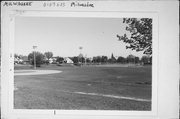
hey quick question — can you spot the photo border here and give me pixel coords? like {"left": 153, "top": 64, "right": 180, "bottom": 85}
{"left": 1, "top": 1, "right": 178, "bottom": 119}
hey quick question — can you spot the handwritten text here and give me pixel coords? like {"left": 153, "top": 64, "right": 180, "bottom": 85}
{"left": 3, "top": 2, "right": 32, "bottom": 7}
{"left": 71, "top": 2, "right": 94, "bottom": 8}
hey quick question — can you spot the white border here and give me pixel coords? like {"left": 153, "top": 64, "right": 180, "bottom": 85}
{"left": 1, "top": 1, "right": 179, "bottom": 119}
{"left": 12, "top": 10, "right": 158, "bottom": 116}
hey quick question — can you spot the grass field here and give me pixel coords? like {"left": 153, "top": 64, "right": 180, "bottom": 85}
{"left": 14, "top": 64, "right": 152, "bottom": 110}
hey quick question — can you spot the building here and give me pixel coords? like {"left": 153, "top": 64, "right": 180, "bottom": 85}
{"left": 64, "top": 57, "right": 74, "bottom": 64}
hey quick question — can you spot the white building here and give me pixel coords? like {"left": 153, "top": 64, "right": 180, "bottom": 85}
{"left": 48, "top": 57, "right": 57, "bottom": 64}
{"left": 64, "top": 57, "right": 74, "bottom": 64}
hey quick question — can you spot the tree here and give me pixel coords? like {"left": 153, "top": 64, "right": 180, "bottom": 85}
{"left": 135, "top": 57, "right": 140, "bottom": 64}
{"left": 96, "top": 56, "right": 101, "bottom": 63}
{"left": 141, "top": 55, "right": 151, "bottom": 65}
{"left": 117, "top": 56, "right": 126, "bottom": 63}
{"left": 71, "top": 56, "right": 78, "bottom": 64}
{"left": 92, "top": 56, "right": 102, "bottom": 64}
{"left": 56, "top": 57, "right": 64, "bottom": 64}
{"left": 28, "top": 51, "right": 45, "bottom": 67}
{"left": 117, "top": 18, "right": 152, "bottom": 56}
{"left": 101, "top": 56, "right": 108, "bottom": 63}
{"left": 44, "top": 52, "right": 53, "bottom": 63}
{"left": 14, "top": 54, "right": 23, "bottom": 59}
{"left": 126, "top": 54, "right": 135, "bottom": 63}
{"left": 78, "top": 53, "right": 84, "bottom": 63}
{"left": 92, "top": 57, "right": 97, "bottom": 63}
{"left": 85, "top": 58, "right": 91, "bottom": 63}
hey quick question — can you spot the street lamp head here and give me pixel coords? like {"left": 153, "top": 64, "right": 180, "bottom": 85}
{"left": 33, "top": 46, "right": 37, "bottom": 49}
{"left": 79, "top": 46, "right": 83, "bottom": 50}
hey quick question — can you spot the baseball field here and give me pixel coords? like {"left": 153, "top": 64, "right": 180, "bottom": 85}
{"left": 14, "top": 64, "right": 152, "bottom": 110}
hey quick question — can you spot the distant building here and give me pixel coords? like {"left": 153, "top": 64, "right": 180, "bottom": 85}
{"left": 21, "top": 56, "right": 29, "bottom": 64}
{"left": 14, "top": 57, "right": 23, "bottom": 64}
{"left": 49, "top": 57, "right": 58, "bottom": 64}
{"left": 64, "top": 57, "right": 74, "bottom": 64}
{"left": 110, "top": 53, "right": 116, "bottom": 63}
{"left": 14, "top": 56, "right": 29, "bottom": 65}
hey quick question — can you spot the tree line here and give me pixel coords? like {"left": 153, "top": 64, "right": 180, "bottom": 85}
{"left": 15, "top": 51, "right": 151, "bottom": 67}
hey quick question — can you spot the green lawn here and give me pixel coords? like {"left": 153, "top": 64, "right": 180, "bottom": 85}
{"left": 14, "top": 64, "right": 152, "bottom": 110}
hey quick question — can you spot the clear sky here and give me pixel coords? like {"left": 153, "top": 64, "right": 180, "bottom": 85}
{"left": 15, "top": 17, "right": 144, "bottom": 58}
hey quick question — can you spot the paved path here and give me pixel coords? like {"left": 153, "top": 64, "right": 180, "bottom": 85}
{"left": 14, "top": 70, "right": 62, "bottom": 76}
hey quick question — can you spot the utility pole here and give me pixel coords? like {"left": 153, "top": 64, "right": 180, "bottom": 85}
{"left": 33, "top": 46, "right": 37, "bottom": 70}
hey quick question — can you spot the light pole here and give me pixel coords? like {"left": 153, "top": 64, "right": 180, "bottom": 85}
{"left": 79, "top": 46, "right": 83, "bottom": 54}
{"left": 85, "top": 54, "right": 87, "bottom": 65}
{"left": 79, "top": 46, "right": 83, "bottom": 64}
{"left": 33, "top": 46, "right": 37, "bottom": 69}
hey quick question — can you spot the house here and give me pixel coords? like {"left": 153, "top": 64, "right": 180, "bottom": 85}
{"left": 14, "top": 57, "right": 23, "bottom": 64}
{"left": 64, "top": 57, "right": 74, "bottom": 64}
{"left": 21, "top": 56, "right": 29, "bottom": 64}
{"left": 48, "top": 57, "right": 57, "bottom": 64}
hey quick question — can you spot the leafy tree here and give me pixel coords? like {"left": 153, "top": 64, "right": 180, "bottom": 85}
{"left": 80, "top": 57, "right": 85, "bottom": 63}
{"left": 28, "top": 51, "right": 45, "bottom": 67}
{"left": 117, "top": 18, "right": 152, "bottom": 56}
{"left": 56, "top": 57, "right": 64, "bottom": 64}
{"left": 85, "top": 58, "right": 91, "bottom": 63}
{"left": 135, "top": 56, "right": 140, "bottom": 64}
{"left": 92, "top": 56, "right": 102, "bottom": 63}
{"left": 126, "top": 54, "right": 135, "bottom": 63}
{"left": 92, "top": 57, "right": 97, "bottom": 63}
{"left": 117, "top": 56, "right": 126, "bottom": 63}
{"left": 101, "top": 56, "right": 108, "bottom": 63}
{"left": 44, "top": 51, "right": 53, "bottom": 63}
{"left": 78, "top": 53, "right": 85, "bottom": 63}
{"left": 14, "top": 54, "right": 23, "bottom": 59}
{"left": 96, "top": 56, "right": 101, "bottom": 63}
{"left": 71, "top": 56, "right": 78, "bottom": 64}
{"left": 141, "top": 55, "right": 151, "bottom": 64}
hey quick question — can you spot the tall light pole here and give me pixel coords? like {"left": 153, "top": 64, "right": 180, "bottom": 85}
{"left": 79, "top": 46, "right": 83, "bottom": 54}
{"left": 85, "top": 54, "right": 87, "bottom": 65}
{"left": 33, "top": 46, "right": 37, "bottom": 69}
{"left": 79, "top": 46, "right": 83, "bottom": 60}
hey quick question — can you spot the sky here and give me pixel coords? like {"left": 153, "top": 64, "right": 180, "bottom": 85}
{"left": 15, "top": 17, "right": 144, "bottom": 58}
